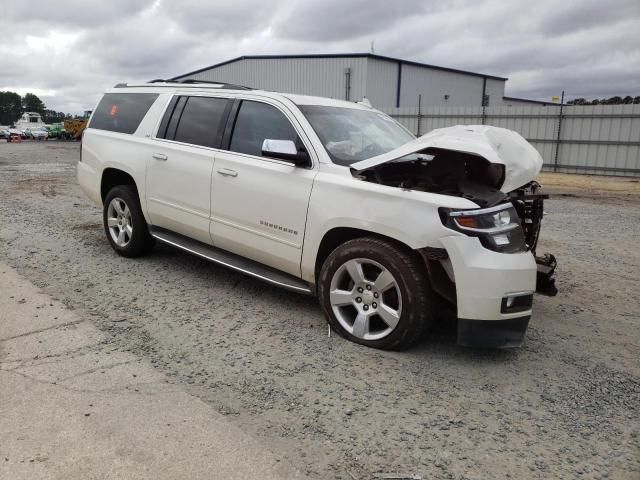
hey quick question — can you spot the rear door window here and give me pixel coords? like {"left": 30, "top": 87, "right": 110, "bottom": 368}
{"left": 229, "top": 101, "right": 298, "bottom": 157}
{"left": 90, "top": 93, "right": 159, "bottom": 134}
{"left": 158, "top": 96, "right": 229, "bottom": 149}
{"left": 173, "top": 97, "right": 229, "bottom": 148}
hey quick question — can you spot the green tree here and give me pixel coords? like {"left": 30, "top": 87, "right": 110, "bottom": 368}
{"left": 0, "top": 91, "right": 23, "bottom": 125}
{"left": 22, "top": 93, "right": 46, "bottom": 113}
{"left": 42, "top": 109, "right": 68, "bottom": 123}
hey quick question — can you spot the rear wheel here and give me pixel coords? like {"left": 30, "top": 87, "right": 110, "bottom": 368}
{"left": 103, "top": 185, "right": 154, "bottom": 257}
{"left": 318, "top": 237, "right": 434, "bottom": 350}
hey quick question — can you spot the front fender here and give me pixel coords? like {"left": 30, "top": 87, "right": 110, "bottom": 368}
{"left": 300, "top": 167, "right": 476, "bottom": 282}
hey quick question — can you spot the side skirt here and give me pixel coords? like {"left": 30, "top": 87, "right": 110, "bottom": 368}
{"left": 150, "top": 227, "right": 314, "bottom": 295}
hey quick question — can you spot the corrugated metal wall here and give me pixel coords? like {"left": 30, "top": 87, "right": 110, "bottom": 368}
{"left": 379, "top": 104, "right": 640, "bottom": 176}
{"left": 185, "top": 57, "right": 369, "bottom": 101}
{"left": 179, "top": 56, "right": 509, "bottom": 108}
{"left": 364, "top": 58, "right": 398, "bottom": 107}
{"left": 395, "top": 64, "right": 508, "bottom": 107}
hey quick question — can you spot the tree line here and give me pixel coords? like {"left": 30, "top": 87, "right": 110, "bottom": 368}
{"left": 567, "top": 96, "right": 640, "bottom": 105}
{"left": 0, "top": 91, "right": 74, "bottom": 125}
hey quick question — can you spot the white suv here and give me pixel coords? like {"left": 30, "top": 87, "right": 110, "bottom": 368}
{"left": 78, "top": 80, "right": 556, "bottom": 350}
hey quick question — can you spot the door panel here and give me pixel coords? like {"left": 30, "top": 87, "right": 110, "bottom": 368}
{"left": 146, "top": 142, "right": 214, "bottom": 244}
{"left": 211, "top": 151, "right": 315, "bottom": 276}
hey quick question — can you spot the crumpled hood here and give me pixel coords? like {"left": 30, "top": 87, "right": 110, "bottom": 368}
{"left": 350, "top": 125, "right": 543, "bottom": 193}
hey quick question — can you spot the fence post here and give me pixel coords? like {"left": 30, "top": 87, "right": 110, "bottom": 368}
{"left": 553, "top": 90, "right": 564, "bottom": 172}
{"left": 417, "top": 94, "right": 422, "bottom": 136}
{"left": 481, "top": 76, "right": 487, "bottom": 125}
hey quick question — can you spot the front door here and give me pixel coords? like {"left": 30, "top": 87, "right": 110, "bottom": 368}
{"left": 211, "top": 100, "right": 317, "bottom": 276}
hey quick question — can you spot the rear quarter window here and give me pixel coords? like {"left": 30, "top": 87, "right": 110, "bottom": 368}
{"left": 89, "top": 93, "right": 159, "bottom": 134}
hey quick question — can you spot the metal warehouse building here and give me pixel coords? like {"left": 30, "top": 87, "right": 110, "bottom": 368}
{"left": 172, "top": 53, "right": 547, "bottom": 108}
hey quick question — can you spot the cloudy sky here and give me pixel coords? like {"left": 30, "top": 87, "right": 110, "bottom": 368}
{"left": 1, "top": 0, "right": 638, "bottom": 114}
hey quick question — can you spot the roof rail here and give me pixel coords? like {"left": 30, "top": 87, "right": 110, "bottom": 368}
{"left": 179, "top": 79, "right": 252, "bottom": 90}
{"left": 115, "top": 79, "right": 253, "bottom": 90}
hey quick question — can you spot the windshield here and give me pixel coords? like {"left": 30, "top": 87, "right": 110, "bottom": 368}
{"left": 299, "top": 105, "right": 415, "bottom": 166}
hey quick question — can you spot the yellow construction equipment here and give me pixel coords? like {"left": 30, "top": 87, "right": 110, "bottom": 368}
{"left": 64, "top": 110, "right": 92, "bottom": 140}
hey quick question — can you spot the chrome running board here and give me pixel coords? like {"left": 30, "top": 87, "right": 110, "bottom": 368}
{"left": 150, "top": 227, "right": 314, "bottom": 295}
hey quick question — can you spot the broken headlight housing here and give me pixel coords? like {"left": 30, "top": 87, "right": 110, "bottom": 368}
{"left": 439, "top": 203, "right": 526, "bottom": 253}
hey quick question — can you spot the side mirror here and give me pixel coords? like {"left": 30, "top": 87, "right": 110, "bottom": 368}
{"left": 261, "top": 139, "right": 310, "bottom": 167}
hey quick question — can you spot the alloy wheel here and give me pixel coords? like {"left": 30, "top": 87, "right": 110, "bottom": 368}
{"left": 329, "top": 258, "right": 403, "bottom": 340}
{"left": 106, "top": 197, "right": 133, "bottom": 247}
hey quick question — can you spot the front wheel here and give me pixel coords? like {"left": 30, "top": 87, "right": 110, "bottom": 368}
{"left": 103, "top": 185, "right": 154, "bottom": 257}
{"left": 318, "top": 237, "right": 434, "bottom": 350}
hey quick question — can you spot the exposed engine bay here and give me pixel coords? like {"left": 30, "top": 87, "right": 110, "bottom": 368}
{"left": 353, "top": 148, "right": 508, "bottom": 207}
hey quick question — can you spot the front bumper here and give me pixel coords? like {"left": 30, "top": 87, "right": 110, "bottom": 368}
{"left": 439, "top": 235, "right": 537, "bottom": 347}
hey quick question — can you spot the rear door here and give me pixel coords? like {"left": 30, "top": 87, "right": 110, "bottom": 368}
{"left": 146, "top": 94, "right": 231, "bottom": 244}
{"left": 210, "top": 99, "right": 317, "bottom": 276}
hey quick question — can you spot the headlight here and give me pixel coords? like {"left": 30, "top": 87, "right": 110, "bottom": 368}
{"left": 439, "top": 203, "right": 526, "bottom": 253}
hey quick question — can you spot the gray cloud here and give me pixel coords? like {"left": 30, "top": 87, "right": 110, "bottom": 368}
{"left": 539, "top": 0, "right": 640, "bottom": 36}
{"left": 0, "top": 0, "right": 638, "bottom": 114}
{"left": 275, "top": 0, "right": 436, "bottom": 41}
{"left": 163, "top": 0, "right": 277, "bottom": 36}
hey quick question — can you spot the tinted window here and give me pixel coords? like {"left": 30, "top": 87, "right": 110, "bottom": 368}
{"left": 164, "top": 96, "right": 187, "bottom": 141}
{"left": 230, "top": 101, "right": 298, "bottom": 157}
{"left": 90, "top": 93, "right": 159, "bottom": 134}
{"left": 173, "top": 96, "right": 229, "bottom": 148}
{"left": 156, "top": 96, "right": 178, "bottom": 139}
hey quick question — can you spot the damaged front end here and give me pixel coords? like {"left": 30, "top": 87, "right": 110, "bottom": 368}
{"left": 350, "top": 125, "right": 557, "bottom": 296}
{"left": 509, "top": 181, "right": 557, "bottom": 296}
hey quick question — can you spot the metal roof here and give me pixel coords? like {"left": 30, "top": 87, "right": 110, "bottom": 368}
{"left": 503, "top": 96, "right": 561, "bottom": 106}
{"left": 172, "top": 53, "right": 508, "bottom": 82}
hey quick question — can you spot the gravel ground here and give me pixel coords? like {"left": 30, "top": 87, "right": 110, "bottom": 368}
{"left": 1, "top": 141, "right": 638, "bottom": 480}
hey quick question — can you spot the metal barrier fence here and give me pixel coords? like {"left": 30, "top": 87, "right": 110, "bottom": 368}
{"left": 379, "top": 104, "right": 640, "bottom": 176}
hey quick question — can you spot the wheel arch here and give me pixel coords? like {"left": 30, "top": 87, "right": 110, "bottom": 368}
{"left": 100, "top": 168, "right": 139, "bottom": 202}
{"left": 313, "top": 227, "right": 423, "bottom": 283}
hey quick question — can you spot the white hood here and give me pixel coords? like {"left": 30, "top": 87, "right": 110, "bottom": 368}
{"left": 350, "top": 125, "right": 543, "bottom": 193}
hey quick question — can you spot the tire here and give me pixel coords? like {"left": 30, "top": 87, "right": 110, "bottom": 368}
{"left": 318, "top": 237, "right": 434, "bottom": 350}
{"left": 103, "top": 185, "right": 154, "bottom": 258}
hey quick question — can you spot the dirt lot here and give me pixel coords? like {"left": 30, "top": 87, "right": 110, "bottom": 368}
{"left": 1, "top": 141, "right": 638, "bottom": 480}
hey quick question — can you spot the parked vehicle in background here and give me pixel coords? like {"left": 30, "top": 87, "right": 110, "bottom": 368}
{"left": 29, "top": 127, "right": 49, "bottom": 140}
{"left": 46, "top": 123, "right": 68, "bottom": 139}
{"left": 7, "top": 128, "right": 25, "bottom": 140}
{"left": 14, "top": 112, "right": 46, "bottom": 132}
{"left": 7, "top": 131, "right": 22, "bottom": 143}
{"left": 0, "top": 128, "right": 10, "bottom": 139}
{"left": 78, "top": 80, "right": 557, "bottom": 350}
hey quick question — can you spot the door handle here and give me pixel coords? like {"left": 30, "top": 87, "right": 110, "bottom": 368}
{"left": 217, "top": 168, "right": 238, "bottom": 177}
{"left": 152, "top": 153, "right": 168, "bottom": 161}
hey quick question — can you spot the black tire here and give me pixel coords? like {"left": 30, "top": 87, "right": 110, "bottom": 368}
{"left": 318, "top": 237, "right": 434, "bottom": 350}
{"left": 103, "top": 185, "right": 154, "bottom": 258}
